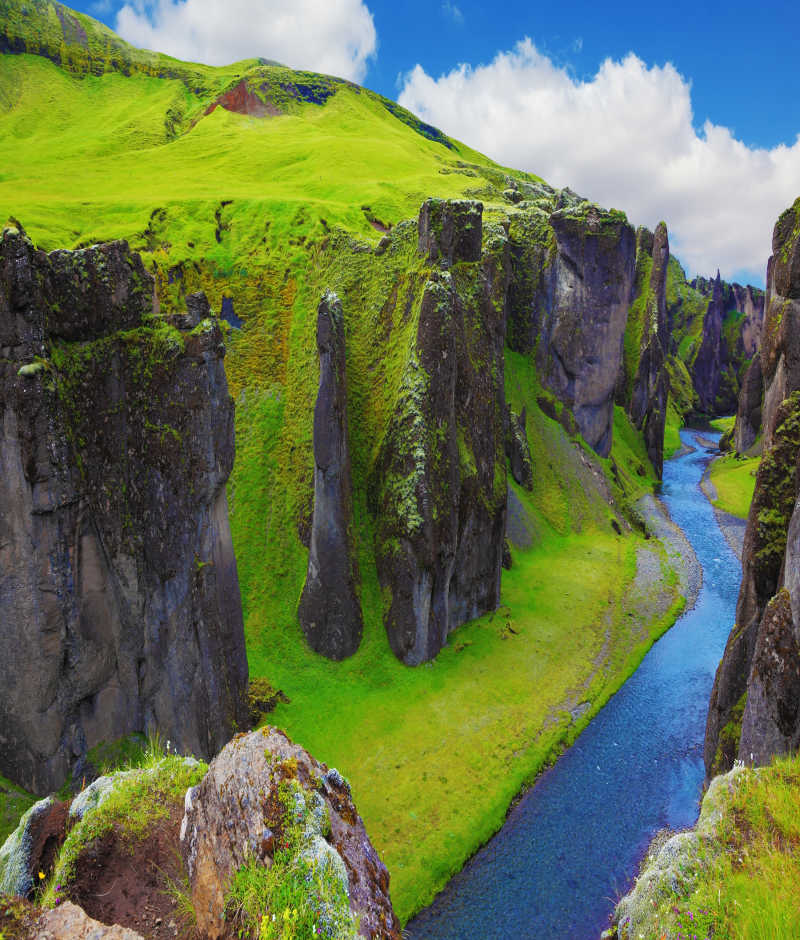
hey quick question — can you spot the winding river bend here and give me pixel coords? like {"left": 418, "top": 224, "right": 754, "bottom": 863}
{"left": 407, "top": 430, "right": 741, "bottom": 939}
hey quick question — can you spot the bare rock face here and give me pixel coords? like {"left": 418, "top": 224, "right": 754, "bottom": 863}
{"left": 627, "top": 223, "right": 670, "bottom": 477}
{"left": 705, "top": 199, "right": 800, "bottom": 777}
{"left": 733, "top": 354, "right": 763, "bottom": 453}
{"left": 0, "top": 228, "right": 248, "bottom": 795}
{"left": 298, "top": 291, "right": 363, "bottom": 660}
{"left": 731, "top": 283, "right": 765, "bottom": 359}
{"left": 180, "top": 728, "right": 400, "bottom": 940}
{"left": 370, "top": 203, "right": 508, "bottom": 665}
{"left": 507, "top": 201, "right": 636, "bottom": 457}
{"left": 691, "top": 271, "right": 726, "bottom": 414}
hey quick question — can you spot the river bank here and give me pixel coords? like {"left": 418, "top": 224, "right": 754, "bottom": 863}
{"left": 700, "top": 469, "right": 747, "bottom": 561}
{"left": 407, "top": 430, "right": 741, "bottom": 938}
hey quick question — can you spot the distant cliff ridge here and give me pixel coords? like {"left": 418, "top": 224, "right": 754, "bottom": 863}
{"left": 0, "top": 227, "right": 248, "bottom": 795}
{"left": 667, "top": 262, "right": 765, "bottom": 420}
{"left": 705, "top": 197, "right": 800, "bottom": 777}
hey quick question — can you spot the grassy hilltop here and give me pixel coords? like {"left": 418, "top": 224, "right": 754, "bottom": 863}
{"left": 0, "top": 0, "right": 692, "bottom": 920}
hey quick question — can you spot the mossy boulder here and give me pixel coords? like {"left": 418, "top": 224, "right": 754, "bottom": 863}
{"left": 180, "top": 728, "right": 400, "bottom": 939}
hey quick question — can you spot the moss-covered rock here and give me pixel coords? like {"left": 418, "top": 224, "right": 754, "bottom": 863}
{"left": 613, "top": 764, "right": 748, "bottom": 939}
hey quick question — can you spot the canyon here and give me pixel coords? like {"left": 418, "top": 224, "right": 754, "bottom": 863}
{"left": 0, "top": 1, "right": 796, "bottom": 937}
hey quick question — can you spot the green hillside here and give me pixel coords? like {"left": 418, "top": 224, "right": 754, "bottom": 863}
{"left": 0, "top": 1, "right": 690, "bottom": 921}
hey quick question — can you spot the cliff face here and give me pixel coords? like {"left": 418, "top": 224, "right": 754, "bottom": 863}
{"left": 676, "top": 272, "right": 765, "bottom": 417}
{"left": 625, "top": 223, "right": 670, "bottom": 477}
{"left": 0, "top": 227, "right": 248, "bottom": 795}
{"left": 705, "top": 198, "right": 800, "bottom": 777}
{"left": 370, "top": 200, "right": 507, "bottom": 665}
{"left": 298, "top": 291, "right": 363, "bottom": 660}
{"left": 508, "top": 199, "right": 636, "bottom": 458}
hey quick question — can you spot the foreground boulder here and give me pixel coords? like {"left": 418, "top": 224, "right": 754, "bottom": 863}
{"left": 0, "top": 227, "right": 248, "bottom": 795}
{"left": 612, "top": 764, "right": 747, "bottom": 939}
{"left": 35, "top": 902, "right": 144, "bottom": 939}
{"left": 180, "top": 728, "right": 400, "bottom": 939}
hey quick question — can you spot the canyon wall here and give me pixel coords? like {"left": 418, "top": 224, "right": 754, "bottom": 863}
{"left": 0, "top": 227, "right": 248, "bottom": 795}
{"left": 705, "top": 198, "right": 800, "bottom": 776}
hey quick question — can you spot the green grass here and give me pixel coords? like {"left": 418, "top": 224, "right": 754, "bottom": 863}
{"left": 224, "top": 778, "right": 357, "bottom": 940}
{"left": 640, "top": 754, "right": 800, "bottom": 940}
{"left": 709, "top": 453, "right": 759, "bottom": 519}
{"left": 241, "top": 347, "right": 680, "bottom": 922}
{"left": 43, "top": 740, "right": 207, "bottom": 906}
{"left": 0, "top": 775, "right": 35, "bottom": 846}
{"left": 710, "top": 415, "right": 735, "bottom": 434}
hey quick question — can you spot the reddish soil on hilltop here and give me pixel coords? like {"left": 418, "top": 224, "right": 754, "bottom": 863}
{"left": 205, "top": 79, "right": 281, "bottom": 119}
{"left": 68, "top": 803, "right": 199, "bottom": 940}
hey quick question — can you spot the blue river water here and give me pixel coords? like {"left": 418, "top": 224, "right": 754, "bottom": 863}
{"left": 406, "top": 430, "right": 741, "bottom": 939}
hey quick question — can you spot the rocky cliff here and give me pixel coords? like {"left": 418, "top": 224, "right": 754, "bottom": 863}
{"left": 298, "top": 291, "right": 363, "bottom": 660}
{"left": 705, "top": 198, "right": 800, "bottom": 777}
{"left": 293, "top": 191, "right": 672, "bottom": 665}
{"left": 370, "top": 199, "right": 507, "bottom": 665}
{"left": 623, "top": 223, "right": 670, "bottom": 477}
{"left": 507, "top": 198, "right": 636, "bottom": 458}
{"left": 667, "top": 266, "right": 765, "bottom": 418}
{"left": 0, "top": 226, "right": 248, "bottom": 796}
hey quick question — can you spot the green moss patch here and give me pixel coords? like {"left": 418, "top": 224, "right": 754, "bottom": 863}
{"left": 0, "top": 775, "right": 35, "bottom": 847}
{"left": 626, "top": 754, "right": 800, "bottom": 939}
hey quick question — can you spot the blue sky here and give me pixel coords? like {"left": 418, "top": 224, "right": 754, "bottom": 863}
{"left": 71, "top": 0, "right": 800, "bottom": 284}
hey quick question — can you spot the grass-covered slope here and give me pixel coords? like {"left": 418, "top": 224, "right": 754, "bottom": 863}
{"left": 0, "top": 776, "right": 34, "bottom": 846}
{"left": 707, "top": 453, "right": 759, "bottom": 520}
{"left": 613, "top": 755, "right": 800, "bottom": 940}
{"left": 0, "top": 3, "right": 691, "bottom": 921}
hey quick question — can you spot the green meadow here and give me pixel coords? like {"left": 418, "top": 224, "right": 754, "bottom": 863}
{"left": 708, "top": 453, "right": 759, "bottom": 520}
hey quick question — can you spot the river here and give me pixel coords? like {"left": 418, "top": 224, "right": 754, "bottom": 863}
{"left": 406, "top": 430, "right": 741, "bottom": 939}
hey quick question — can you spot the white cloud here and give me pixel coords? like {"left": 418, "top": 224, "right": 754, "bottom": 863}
{"left": 442, "top": 2, "right": 463, "bottom": 24}
{"left": 398, "top": 38, "right": 800, "bottom": 282}
{"left": 116, "top": 0, "right": 377, "bottom": 83}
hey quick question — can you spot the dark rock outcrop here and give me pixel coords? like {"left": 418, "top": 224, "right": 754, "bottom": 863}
{"left": 738, "top": 588, "right": 800, "bottom": 763}
{"left": 691, "top": 271, "right": 726, "bottom": 413}
{"left": 705, "top": 198, "right": 800, "bottom": 777}
{"left": 507, "top": 201, "right": 636, "bottom": 457}
{"left": 298, "top": 291, "right": 363, "bottom": 660}
{"left": 181, "top": 728, "right": 400, "bottom": 939}
{"left": 733, "top": 354, "right": 763, "bottom": 453}
{"left": 0, "top": 227, "right": 248, "bottom": 796}
{"left": 505, "top": 406, "right": 533, "bottom": 489}
{"left": 683, "top": 273, "right": 765, "bottom": 418}
{"left": 371, "top": 202, "right": 507, "bottom": 665}
{"left": 417, "top": 197, "right": 483, "bottom": 266}
{"left": 627, "top": 223, "right": 670, "bottom": 477}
